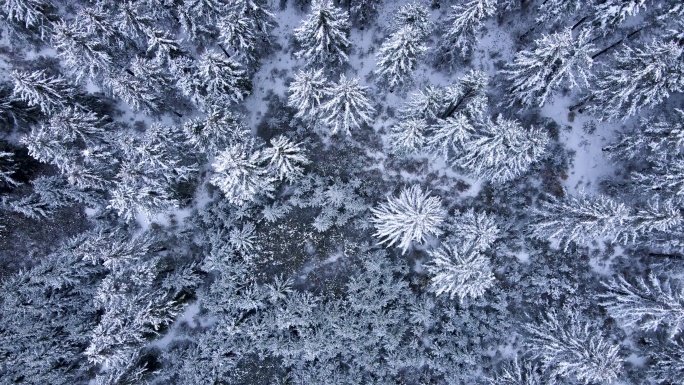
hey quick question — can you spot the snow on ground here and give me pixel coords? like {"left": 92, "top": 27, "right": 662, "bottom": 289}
{"left": 540, "top": 95, "right": 624, "bottom": 195}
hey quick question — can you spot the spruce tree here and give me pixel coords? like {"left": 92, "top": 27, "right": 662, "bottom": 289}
{"left": 294, "top": 0, "right": 351, "bottom": 67}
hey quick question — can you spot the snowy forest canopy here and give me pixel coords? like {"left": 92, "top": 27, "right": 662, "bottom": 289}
{"left": 1, "top": 0, "right": 684, "bottom": 384}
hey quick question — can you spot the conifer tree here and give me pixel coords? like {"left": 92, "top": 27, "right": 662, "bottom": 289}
{"left": 294, "top": 0, "right": 351, "bottom": 67}
{"left": 11, "top": 70, "right": 75, "bottom": 115}
{"left": 320, "top": 75, "right": 375, "bottom": 135}
{"left": 197, "top": 50, "right": 250, "bottom": 106}
{"left": 210, "top": 139, "right": 277, "bottom": 206}
{"left": 436, "top": 0, "right": 497, "bottom": 68}
{"left": 589, "top": 40, "right": 684, "bottom": 121}
{"left": 502, "top": 28, "right": 595, "bottom": 108}
{"left": 371, "top": 185, "right": 446, "bottom": 254}
{"left": 52, "top": 20, "right": 114, "bottom": 81}
{"left": 525, "top": 311, "right": 623, "bottom": 384}
{"left": 459, "top": 116, "right": 548, "bottom": 184}
{"left": 375, "top": 25, "right": 429, "bottom": 90}
{"left": 287, "top": 69, "right": 330, "bottom": 122}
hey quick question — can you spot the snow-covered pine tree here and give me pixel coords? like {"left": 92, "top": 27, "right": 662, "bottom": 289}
{"left": 320, "top": 75, "right": 375, "bottom": 135}
{"left": 177, "top": 0, "right": 225, "bottom": 43}
{"left": 287, "top": 69, "right": 330, "bottom": 122}
{"left": 532, "top": 192, "right": 683, "bottom": 250}
{"left": 600, "top": 273, "right": 684, "bottom": 337}
{"left": 426, "top": 210, "right": 499, "bottom": 300}
{"left": 0, "top": 151, "right": 19, "bottom": 187}
{"left": 437, "top": 0, "right": 497, "bottom": 66}
{"left": 183, "top": 106, "right": 250, "bottom": 155}
{"left": 197, "top": 50, "right": 250, "bottom": 106}
{"left": 371, "top": 185, "right": 446, "bottom": 254}
{"left": 525, "top": 311, "right": 623, "bottom": 384}
{"left": 109, "top": 124, "right": 197, "bottom": 221}
{"left": 210, "top": 139, "right": 277, "bottom": 206}
{"left": 459, "top": 116, "right": 548, "bottom": 184}
{"left": 426, "top": 239, "right": 496, "bottom": 301}
{"left": 487, "top": 358, "right": 544, "bottom": 385}
{"left": 228, "top": 0, "right": 276, "bottom": 40}
{"left": 375, "top": 25, "right": 429, "bottom": 90}
{"left": 77, "top": 5, "right": 128, "bottom": 50}
{"left": 294, "top": 0, "right": 351, "bottom": 67}
{"left": 347, "top": 0, "right": 381, "bottom": 26}
{"left": 588, "top": 40, "right": 684, "bottom": 121}
{"left": 1, "top": 0, "right": 55, "bottom": 38}
{"left": 592, "top": 0, "right": 647, "bottom": 31}
{"left": 11, "top": 70, "right": 75, "bottom": 115}
{"left": 530, "top": 192, "right": 631, "bottom": 250}
{"left": 46, "top": 107, "right": 106, "bottom": 144}
{"left": 261, "top": 135, "right": 310, "bottom": 182}
{"left": 218, "top": 8, "right": 259, "bottom": 63}
{"left": 428, "top": 114, "right": 474, "bottom": 160}
{"left": 104, "top": 72, "right": 160, "bottom": 113}
{"left": 389, "top": 117, "right": 427, "bottom": 155}
{"left": 52, "top": 20, "right": 114, "bottom": 82}
{"left": 390, "top": 1, "right": 433, "bottom": 38}
{"left": 535, "top": 0, "right": 584, "bottom": 25}
{"left": 502, "top": 28, "right": 595, "bottom": 108}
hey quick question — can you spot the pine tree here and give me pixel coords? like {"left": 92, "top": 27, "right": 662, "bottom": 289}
{"left": 320, "top": 75, "right": 375, "bottom": 135}
{"left": 592, "top": 0, "right": 647, "bottom": 30}
{"left": 11, "top": 70, "right": 75, "bottom": 115}
{"left": 261, "top": 135, "right": 310, "bottom": 182}
{"left": 588, "top": 40, "right": 684, "bottom": 121}
{"left": 104, "top": 72, "right": 160, "bottom": 113}
{"left": 530, "top": 192, "right": 632, "bottom": 250}
{"left": 525, "top": 311, "right": 623, "bottom": 384}
{"left": 535, "top": 0, "right": 584, "bottom": 24}
{"left": 371, "top": 185, "right": 446, "bottom": 254}
{"left": 197, "top": 50, "right": 250, "bottom": 106}
{"left": 488, "top": 358, "right": 544, "bottom": 385}
{"left": 228, "top": 0, "right": 276, "bottom": 39}
{"left": 600, "top": 273, "right": 684, "bottom": 338}
{"left": 375, "top": 25, "right": 429, "bottom": 90}
{"left": 210, "top": 139, "right": 277, "bottom": 206}
{"left": 218, "top": 8, "right": 259, "bottom": 63}
{"left": 1, "top": 0, "right": 55, "bottom": 37}
{"left": 459, "top": 116, "right": 548, "bottom": 184}
{"left": 294, "top": 0, "right": 351, "bottom": 67}
{"left": 391, "top": 1, "right": 433, "bottom": 39}
{"left": 389, "top": 118, "right": 427, "bottom": 155}
{"left": 177, "top": 0, "right": 225, "bottom": 43}
{"left": 426, "top": 239, "right": 495, "bottom": 300}
{"left": 183, "top": 106, "right": 250, "bottom": 155}
{"left": 437, "top": 0, "right": 497, "bottom": 65}
{"left": 502, "top": 28, "right": 595, "bottom": 108}
{"left": 77, "top": 5, "right": 128, "bottom": 49}
{"left": 0, "top": 151, "right": 19, "bottom": 187}
{"left": 426, "top": 210, "right": 499, "bottom": 300}
{"left": 287, "top": 69, "right": 330, "bottom": 122}
{"left": 52, "top": 20, "right": 114, "bottom": 82}
{"left": 427, "top": 114, "right": 475, "bottom": 160}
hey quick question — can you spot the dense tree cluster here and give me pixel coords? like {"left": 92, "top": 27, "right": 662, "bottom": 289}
{"left": 1, "top": 0, "right": 684, "bottom": 384}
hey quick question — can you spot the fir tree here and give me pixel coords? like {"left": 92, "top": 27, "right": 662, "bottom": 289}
{"left": 391, "top": 1, "right": 433, "bottom": 38}
{"left": 588, "top": 40, "right": 684, "bottom": 121}
{"left": 52, "top": 20, "right": 114, "bottom": 82}
{"left": 600, "top": 273, "right": 684, "bottom": 338}
{"left": 502, "top": 28, "right": 595, "bottom": 108}
{"left": 261, "top": 135, "right": 310, "bottom": 182}
{"left": 437, "top": 0, "right": 497, "bottom": 65}
{"left": 426, "top": 239, "right": 496, "bottom": 301}
{"left": 210, "top": 139, "right": 277, "bottom": 206}
{"left": 11, "top": 70, "right": 75, "bottom": 115}
{"left": 371, "top": 185, "right": 446, "bottom": 254}
{"left": 389, "top": 117, "right": 427, "bottom": 155}
{"left": 320, "top": 75, "right": 375, "bottom": 135}
{"left": 287, "top": 69, "right": 330, "bottom": 122}
{"left": 183, "top": 106, "right": 250, "bottom": 155}
{"left": 0, "top": 151, "right": 19, "bottom": 187}
{"left": 525, "top": 311, "right": 623, "bottom": 384}
{"left": 197, "top": 50, "right": 250, "bottom": 106}
{"left": 375, "top": 25, "right": 429, "bottom": 90}
{"left": 459, "top": 116, "right": 548, "bottom": 184}
{"left": 592, "top": 0, "right": 647, "bottom": 30}
{"left": 294, "top": 0, "right": 351, "bottom": 67}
